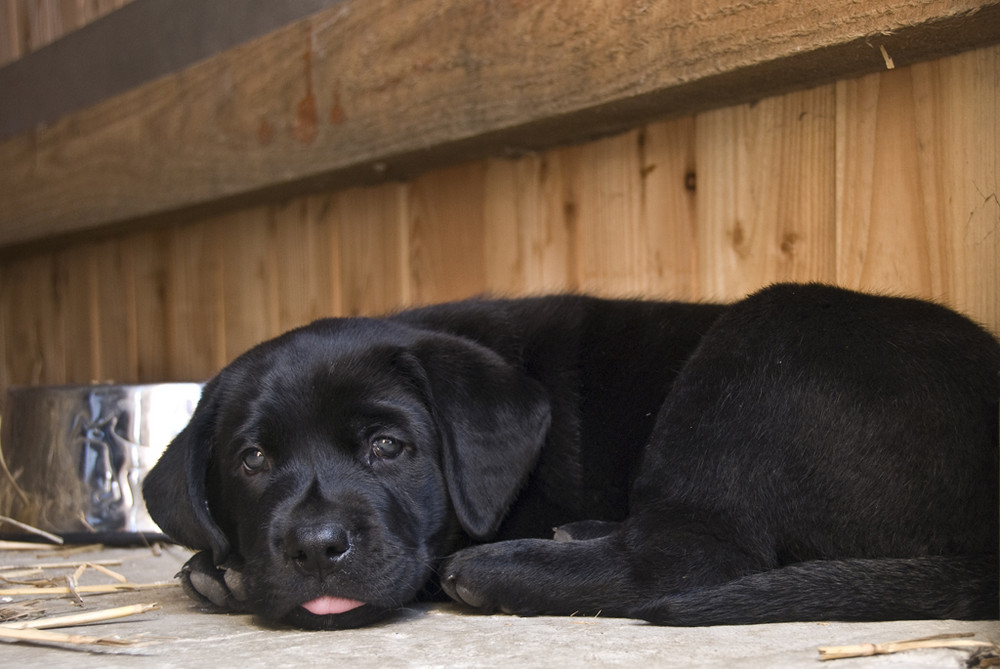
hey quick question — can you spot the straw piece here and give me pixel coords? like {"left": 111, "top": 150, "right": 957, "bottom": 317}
{"left": 818, "top": 633, "right": 995, "bottom": 660}
{"left": 86, "top": 562, "right": 128, "bottom": 583}
{"left": 878, "top": 44, "right": 896, "bottom": 70}
{"left": 0, "top": 445, "right": 31, "bottom": 507}
{"left": 76, "top": 512, "right": 97, "bottom": 534}
{"left": 0, "top": 540, "right": 63, "bottom": 550}
{"left": 0, "top": 602, "right": 160, "bottom": 630}
{"left": 63, "top": 574, "right": 84, "bottom": 605}
{"left": 0, "top": 516, "right": 63, "bottom": 545}
{"left": 0, "top": 581, "right": 178, "bottom": 597}
{"left": 0, "top": 559, "right": 123, "bottom": 572}
{"left": 0, "top": 625, "right": 137, "bottom": 646}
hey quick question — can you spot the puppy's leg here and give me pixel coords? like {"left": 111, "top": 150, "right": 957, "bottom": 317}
{"left": 442, "top": 512, "right": 758, "bottom": 617}
{"left": 637, "top": 555, "right": 999, "bottom": 625}
{"left": 442, "top": 537, "right": 633, "bottom": 616}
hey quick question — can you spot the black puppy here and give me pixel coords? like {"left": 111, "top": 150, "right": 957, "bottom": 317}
{"left": 143, "top": 283, "right": 999, "bottom": 629}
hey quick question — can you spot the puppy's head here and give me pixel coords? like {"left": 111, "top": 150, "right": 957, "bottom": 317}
{"left": 143, "top": 318, "right": 550, "bottom": 629}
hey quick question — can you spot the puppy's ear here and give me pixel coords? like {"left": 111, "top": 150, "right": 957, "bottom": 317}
{"left": 408, "top": 336, "right": 551, "bottom": 540}
{"left": 143, "top": 377, "right": 230, "bottom": 564}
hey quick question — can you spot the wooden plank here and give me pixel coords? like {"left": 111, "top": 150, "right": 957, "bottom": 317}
{"left": 483, "top": 126, "right": 700, "bottom": 300}
{"left": 695, "top": 87, "right": 838, "bottom": 301}
{"left": 0, "top": 1, "right": 24, "bottom": 67}
{"left": 0, "top": 0, "right": 338, "bottom": 136}
{"left": 270, "top": 196, "right": 338, "bottom": 330}
{"left": 53, "top": 244, "right": 100, "bottom": 384}
{"left": 2, "top": 0, "right": 999, "bottom": 249}
{"left": 482, "top": 158, "right": 531, "bottom": 296}
{"left": 1, "top": 48, "right": 996, "bottom": 392}
{"left": 836, "top": 47, "right": 1000, "bottom": 333}
{"left": 163, "top": 220, "right": 226, "bottom": 379}
{"left": 836, "top": 70, "right": 935, "bottom": 295}
{"left": 922, "top": 47, "right": 1000, "bottom": 333}
{"left": 125, "top": 227, "right": 171, "bottom": 382}
{"left": 561, "top": 132, "right": 647, "bottom": 296}
{"left": 91, "top": 237, "right": 138, "bottom": 383}
{"left": 636, "top": 118, "right": 700, "bottom": 301}
{"left": 486, "top": 153, "right": 577, "bottom": 296}
{"left": 0, "top": 253, "right": 63, "bottom": 388}
{"left": 216, "top": 208, "right": 274, "bottom": 361}
{"left": 334, "top": 185, "right": 409, "bottom": 317}
{"left": 407, "top": 163, "right": 488, "bottom": 305}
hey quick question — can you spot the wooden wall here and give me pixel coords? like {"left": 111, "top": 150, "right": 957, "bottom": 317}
{"left": 1, "top": 0, "right": 132, "bottom": 66}
{"left": 0, "top": 4, "right": 997, "bottom": 402}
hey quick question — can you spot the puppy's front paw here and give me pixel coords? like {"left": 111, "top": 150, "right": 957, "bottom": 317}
{"left": 178, "top": 551, "right": 249, "bottom": 612}
{"left": 441, "top": 537, "right": 626, "bottom": 618}
{"left": 440, "top": 546, "right": 501, "bottom": 613}
{"left": 441, "top": 540, "right": 559, "bottom": 616}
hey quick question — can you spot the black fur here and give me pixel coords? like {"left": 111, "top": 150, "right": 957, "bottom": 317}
{"left": 143, "top": 284, "right": 999, "bottom": 629}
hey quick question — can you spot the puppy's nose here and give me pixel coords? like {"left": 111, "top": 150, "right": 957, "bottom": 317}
{"left": 284, "top": 523, "right": 352, "bottom": 576}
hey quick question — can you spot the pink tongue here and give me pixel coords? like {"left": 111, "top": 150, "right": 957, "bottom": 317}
{"left": 301, "top": 596, "right": 365, "bottom": 616}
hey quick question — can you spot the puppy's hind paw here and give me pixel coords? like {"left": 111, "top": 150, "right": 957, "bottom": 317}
{"left": 178, "top": 551, "right": 250, "bottom": 612}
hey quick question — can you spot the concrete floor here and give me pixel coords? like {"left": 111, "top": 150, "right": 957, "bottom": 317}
{"left": 2, "top": 545, "right": 997, "bottom": 668}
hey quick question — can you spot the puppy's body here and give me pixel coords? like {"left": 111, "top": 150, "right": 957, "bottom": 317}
{"left": 144, "top": 284, "right": 999, "bottom": 629}
{"left": 393, "top": 295, "right": 727, "bottom": 541}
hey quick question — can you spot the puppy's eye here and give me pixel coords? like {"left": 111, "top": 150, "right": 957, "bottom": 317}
{"left": 241, "top": 448, "right": 268, "bottom": 473}
{"left": 371, "top": 437, "right": 404, "bottom": 460}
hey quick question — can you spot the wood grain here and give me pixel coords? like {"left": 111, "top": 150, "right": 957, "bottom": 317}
{"left": 0, "top": 1, "right": 22, "bottom": 67}
{"left": 696, "top": 87, "right": 838, "bottom": 300}
{"left": 335, "top": 185, "right": 408, "bottom": 316}
{"left": 0, "top": 46, "right": 996, "bottom": 400}
{"left": 216, "top": 208, "right": 275, "bottom": 362}
{"left": 836, "top": 47, "right": 999, "bottom": 329}
{"left": 126, "top": 228, "right": 171, "bottom": 382}
{"left": 561, "top": 132, "right": 647, "bottom": 296}
{"left": 0, "top": 253, "right": 62, "bottom": 387}
{"left": 92, "top": 237, "right": 137, "bottom": 383}
{"left": 482, "top": 158, "right": 531, "bottom": 296}
{"left": 0, "top": 0, "right": 132, "bottom": 67}
{"left": 53, "top": 245, "right": 99, "bottom": 384}
{"left": 163, "top": 220, "right": 226, "bottom": 380}
{"left": 0, "top": 0, "right": 132, "bottom": 66}
{"left": 2, "top": 0, "right": 999, "bottom": 247}
{"left": 637, "top": 118, "right": 700, "bottom": 301}
{"left": 837, "top": 70, "right": 934, "bottom": 295}
{"left": 407, "top": 163, "right": 488, "bottom": 305}
{"left": 0, "top": 1, "right": 338, "bottom": 138}
{"left": 482, "top": 153, "right": 580, "bottom": 296}
{"left": 270, "top": 196, "right": 337, "bottom": 329}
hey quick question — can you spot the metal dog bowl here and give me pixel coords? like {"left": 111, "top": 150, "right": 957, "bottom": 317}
{"left": 1, "top": 383, "right": 202, "bottom": 541}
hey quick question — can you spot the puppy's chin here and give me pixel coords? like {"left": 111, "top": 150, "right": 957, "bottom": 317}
{"left": 278, "top": 601, "right": 395, "bottom": 630}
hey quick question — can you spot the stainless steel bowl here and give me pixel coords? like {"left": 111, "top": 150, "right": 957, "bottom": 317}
{"left": 1, "top": 383, "right": 202, "bottom": 539}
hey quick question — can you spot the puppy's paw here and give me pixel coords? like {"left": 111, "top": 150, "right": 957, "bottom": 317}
{"left": 441, "top": 537, "right": 627, "bottom": 618}
{"left": 440, "top": 546, "right": 503, "bottom": 613}
{"left": 441, "top": 540, "right": 558, "bottom": 616}
{"left": 178, "top": 551, "right": 250, "bottom": 612}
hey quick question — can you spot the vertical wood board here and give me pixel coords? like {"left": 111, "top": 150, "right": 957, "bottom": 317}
{"left": 0, "top": 46, "right": 997, "bottom": 403}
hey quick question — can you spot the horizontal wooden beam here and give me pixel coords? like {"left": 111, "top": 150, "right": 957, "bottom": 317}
{"left": 0, "top": 0, "right": 345, "bottom": 139}
{"left": 2, "top": 0, "right": 999, "bottom": 249}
